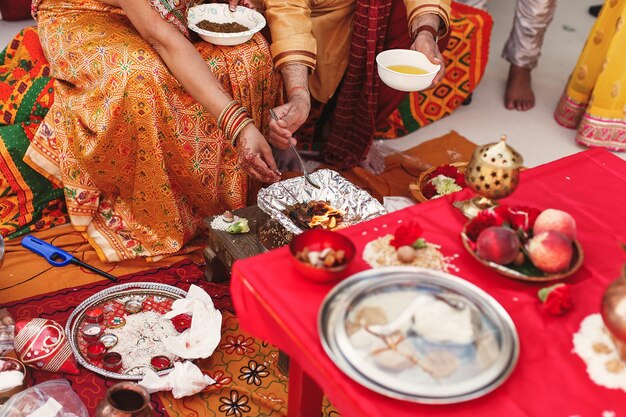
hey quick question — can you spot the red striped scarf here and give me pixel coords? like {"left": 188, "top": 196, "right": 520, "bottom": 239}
{"left": 322, "top": 0, "right": 394, "bottom": 169}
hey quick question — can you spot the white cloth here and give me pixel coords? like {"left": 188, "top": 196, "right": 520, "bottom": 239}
{"left": 139, "top": 361, "right": 215, "bottom": 399}
{"left": 0, "top": 370, "right": 23, "bottom": 391}
{"left": 383, "top": 196, "right": 415, "bottom": 213}
{"left": 162, "top": 284, "right": 222, "bottom": 359}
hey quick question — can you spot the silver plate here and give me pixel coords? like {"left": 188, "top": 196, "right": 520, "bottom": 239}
{"left": 318, "top": 267, "right": 519, "bottom": 404}
{"left": 257, "top": 169, "right": 387, "bottom": 234}
{"left": 65, "top": 282, "right": 187, "bottom": 380}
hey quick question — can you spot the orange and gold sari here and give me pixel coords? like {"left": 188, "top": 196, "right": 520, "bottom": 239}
{"left": 26, "top": 0, "right": 280, "bottom": 262}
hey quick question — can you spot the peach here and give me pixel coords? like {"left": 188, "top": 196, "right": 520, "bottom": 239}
{"left": 476, "top": 226, "right": 521, "bottom": 265}
{"left": 533, "top": 209, "right": 577, "bottom": 241}
{"left": 527, "top": 231, "right": 574, "bottom": 274}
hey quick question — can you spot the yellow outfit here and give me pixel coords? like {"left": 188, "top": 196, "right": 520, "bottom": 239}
{"left": 264, "top": 0, "right": 451, "bottom": 102}
{"left": 554, "top": 0, "right": 626, "bottom": 150}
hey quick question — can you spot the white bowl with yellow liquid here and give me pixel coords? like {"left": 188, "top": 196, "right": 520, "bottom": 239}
{"left": 376, "top": 49, "right": 440, "bottom": 92}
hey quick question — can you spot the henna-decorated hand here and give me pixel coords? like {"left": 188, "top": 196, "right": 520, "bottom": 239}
{"left": 237, "top": 124, "right": 281, "bottom": 183}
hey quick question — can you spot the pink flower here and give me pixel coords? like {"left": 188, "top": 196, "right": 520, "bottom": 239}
{"left": 538, "top": 283, "right": 573, "bottom": 315}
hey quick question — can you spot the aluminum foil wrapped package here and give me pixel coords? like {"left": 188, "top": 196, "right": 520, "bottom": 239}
{"left": 257, "top": 169, "right": 387, "bottom": 234}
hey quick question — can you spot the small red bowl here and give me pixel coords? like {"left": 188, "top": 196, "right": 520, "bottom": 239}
{"left": 289, "top": 229, "right": 356, "bottom": 283}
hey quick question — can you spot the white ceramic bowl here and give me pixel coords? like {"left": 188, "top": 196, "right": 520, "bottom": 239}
{"left": 376, "top": 49, "right": 440, "bottom": 92}
{"left": 187, "top": 4, "right": 266, "bottom": 46}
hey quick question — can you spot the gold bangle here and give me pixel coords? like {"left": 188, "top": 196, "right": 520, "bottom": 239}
{"left": 217, "top": 100, "right": 238, "bottom": 130}
{"left": 231, "top": 117, "right": 254, "bottom": 146}
{"left": 225, "top": 107, "right": 247, "bottom": 141}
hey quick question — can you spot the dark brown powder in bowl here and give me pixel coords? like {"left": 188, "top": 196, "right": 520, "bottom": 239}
{"left": 197, "top": 20, "right": 249, "bottom": 33}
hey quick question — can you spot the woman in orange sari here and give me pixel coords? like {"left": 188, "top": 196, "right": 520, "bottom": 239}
{"left": 26, "top": 0, "right": 281, "bottom": 262}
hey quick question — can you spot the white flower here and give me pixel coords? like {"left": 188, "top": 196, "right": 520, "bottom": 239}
{"left": 430, "top": 175, "right": 463, "bottom": 197}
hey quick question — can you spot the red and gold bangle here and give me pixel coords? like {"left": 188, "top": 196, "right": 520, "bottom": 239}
{"left": 217, "top": 100, "right": 239, "bottom": 131}
{"left": 286, "top": 85, "right": 309, "bottom": 99}
{"left": 231, "top": 117, "right": 254, "bottom": 144}
{"left": 223, "top": 106, "right": 246, "bottom": 139}
{"left": 225, "top": 107, "right": 248, "bottom": 141}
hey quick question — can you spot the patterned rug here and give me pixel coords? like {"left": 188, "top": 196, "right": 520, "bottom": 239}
{"left": 3, "top": 260, "right": 336, "bottom": 417}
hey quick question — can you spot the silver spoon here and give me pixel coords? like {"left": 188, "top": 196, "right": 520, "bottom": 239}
{"left": 269, "top": 108, "right": 321, "bottom": 189}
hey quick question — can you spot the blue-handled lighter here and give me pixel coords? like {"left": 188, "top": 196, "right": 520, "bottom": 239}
{"left": 21, "top": 235, "right": 118, "bottom": 282}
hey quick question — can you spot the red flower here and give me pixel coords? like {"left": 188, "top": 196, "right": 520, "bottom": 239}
{"left": 465, "top": 209, "right": 505, "bottom": 241}
{"left": 421, "top": 181, "right": 438, "bottom": 199}
{"left": 390, "top": 221, "right": 423, "bottom": 249}
{"left": 538, "top": 283, "right": 573, "bottom": 315}
{"left": 429, "top": 164, "right": 460, "bottom": 179}
{"left": 495, "top": 205, "right": 541, "bottom": 233}
{"left": 421, "top": 164, "right": 467, "bottom": 200}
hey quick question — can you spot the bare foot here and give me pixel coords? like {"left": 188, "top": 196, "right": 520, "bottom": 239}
{"left": 505, "top": 64, "right": 535, "bottom": 111}
{"left": 359, "top": 143, "right": 385, "bottom": 175}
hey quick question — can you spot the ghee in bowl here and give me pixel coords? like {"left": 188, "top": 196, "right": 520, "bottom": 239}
{"left": 376, "top": 49, "right": 440, "bottom": 92}
{"left": 386, "top": 65, "right": 430, "bottom": 75}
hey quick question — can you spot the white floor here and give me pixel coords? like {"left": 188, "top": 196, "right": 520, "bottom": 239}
{"left": 1, "top": 1, "right": 621, "bottom": 168}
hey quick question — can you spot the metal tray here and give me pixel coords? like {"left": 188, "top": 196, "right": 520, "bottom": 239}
{"left": 257, "top": 169, "right": 387, "bottom": 234}
{"left": 318, "top": 267, "right": 519, "bottom": 404}
{"left": 65, "top": 282, "right": 187, "bottom": 380}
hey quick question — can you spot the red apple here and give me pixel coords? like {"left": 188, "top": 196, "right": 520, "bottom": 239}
{"left": 476, "top": 226, "right": 521, "bottom": 265}
{"left": 533, "top": 208, "right": 577, "bottom": 241}
{"left": 527, "top": 231, "right": 574, "bottom": 274}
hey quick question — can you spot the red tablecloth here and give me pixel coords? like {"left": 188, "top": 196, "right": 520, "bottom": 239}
{"left": 231, "top": 148, "right": 626, "bottom": 416}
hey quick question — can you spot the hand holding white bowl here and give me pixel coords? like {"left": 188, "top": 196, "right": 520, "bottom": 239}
{"left": 376, "top": 49, "right": 441, "bottom": 92}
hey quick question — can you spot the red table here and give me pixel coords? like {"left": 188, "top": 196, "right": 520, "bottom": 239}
{"left": 231, "top": 149, "right": 626, "bottom": 417}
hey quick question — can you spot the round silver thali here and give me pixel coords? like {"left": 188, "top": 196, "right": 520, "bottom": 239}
{"left": 66, "top": 282, "right": 187, "bottom": 380}
{"left": 318, "top": 267, "right": 519, "bottom": 404}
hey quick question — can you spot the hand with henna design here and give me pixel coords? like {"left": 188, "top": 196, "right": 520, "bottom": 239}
{"left": 237, "top": 124, "right": 281, "bottom": 183}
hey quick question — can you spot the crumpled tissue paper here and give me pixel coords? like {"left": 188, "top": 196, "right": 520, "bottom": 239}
{"left": 162, "top": 284, "right": 222, "bottom": 359}
{"left": 140, "top": 361, "right": 215, "bottom": 398}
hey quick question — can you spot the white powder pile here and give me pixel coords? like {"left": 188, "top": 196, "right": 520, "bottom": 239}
{"left": 210, "top": 215, "right": 240, "bottom": 231}
{"left": 362, "top": 235, "right": 448, "bottom": 271}
{"left": 412, "top": 296, "right": 477, "bottom": 344}
{"left": 573, "top": 313, "right": 626, "bottom": 391}
{"left": 108, "top": 311, "right": 178, "bottom": 374}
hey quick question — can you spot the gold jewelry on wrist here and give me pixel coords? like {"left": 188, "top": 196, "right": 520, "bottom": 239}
{"left": 231, "top": 117, "right": 254, "bottom": 145}
{"left": 217, "top": 100, "right": 238, "bottom": 129}
{"left": 225, "top": 107, "right": 245, "bottom": 141}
